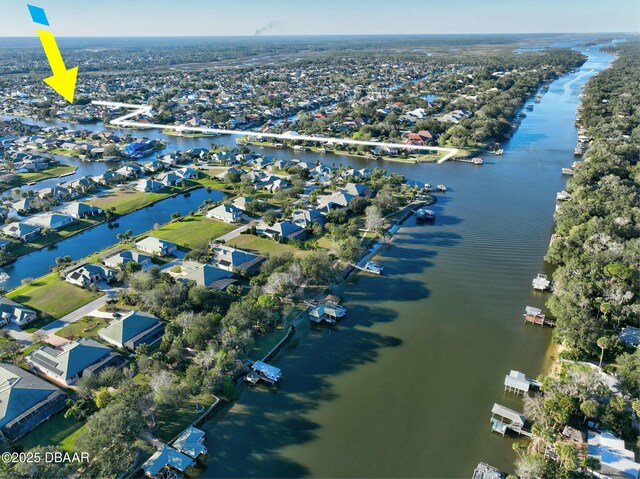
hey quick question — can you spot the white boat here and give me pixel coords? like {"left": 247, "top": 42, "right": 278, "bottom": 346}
{"left": 437, "top": 184, "right": 447, "bottom": 192}
{"left": 561, "top": 167, "right": 574, "bottom": 175}
{"left": 532, "top": 274, "right": 552, "bottom": 291}
{"left": 556, "top": 191, "right": 571, "bottom": 201}
{"left": 364, "top": 261, "right": 384, "bottom": 275}
{"left": 0, "top": 272, "right": 8, "bottom": 283}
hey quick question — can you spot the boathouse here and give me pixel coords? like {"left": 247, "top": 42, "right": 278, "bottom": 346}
{"left": 246, "top": 361, "right": 282, "bottom": 385}
{"left": 523, "top": 306, "right": 555, "bottom": 327}
{"left": 490, "top": 403, "right": 526, "bottom": 436}
{"left": 504, "top": 370, "right": 538, "bottom": 395}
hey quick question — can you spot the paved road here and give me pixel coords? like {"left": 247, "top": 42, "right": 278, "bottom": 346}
{"left": 215, "top": 220, "right": 255, "bottom": 242}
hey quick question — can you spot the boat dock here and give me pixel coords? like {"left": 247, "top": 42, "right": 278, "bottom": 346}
{"left": 349, "top": 261, "right": 384, "bottom": 275}
{"left": 245, "top": 360, "right": 283, "bottom": 385}
{"left": 504, "top": 370, "right": 541, "bottom": 395}
{"left": 523, "top": 306, "right": 555, "bottom": 327}
{"left": 472, "top": 463, "right": 505, "bottom": 479}
{"left": 490, "top": 403, "right": 531, "bottom": 437}
{"left": 451, "top": 157, "right": 483, "bottom": 165}
{"left": 532, "top": 273, "right": 552, "bottom": 292}
{"left": 308, "top": 299, "right": 347, "bottom": 325}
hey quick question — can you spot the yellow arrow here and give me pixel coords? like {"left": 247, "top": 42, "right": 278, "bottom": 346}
{"left": 36, "top": 29, "right": 78, "bottom": 103}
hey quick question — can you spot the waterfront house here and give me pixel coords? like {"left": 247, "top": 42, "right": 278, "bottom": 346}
{"left": 26, "top": 213, "right": 75, "bottom": 230}
{"left": 316, "top": 191, "right": 355, "bottom": 210}
{"left": 232, "top": 196, "right": 254, "bottom": 211}
{"left": 0, "top": 363, "right": 67, "bottom": 442}
{"left": 343, "top": 182, "right": 369, "bottom": 197}
{"left": 155, "top": 172, "right": 182, "bottom": 187}
{"left": 262, "top": 221, "right": 307, "bottom": 242}
{"left": 2, "top": 222, "right": 41, "bottom": 242}
{"left": 63, "top": 262, "right": 116, "bottom": 287}
{"left": 38, "top": 185, "right": 71, "bottom": 200}
{"left": 135, "top": 237, "right": 178, "bottom": 257}
{"left": 27, "top": 338, "right": 123, "bottom": 386}
{"left": 98, "top": 310, "right": 164, "bottom": 350}
{"left": 0, "top": 297, "right": 37, "bottom": 327}
{"left": 172, "top": 261, "right": 234, "bottom": 290}
{"left": 92, "top": 170, "right": 122, "bottom": 185}
{"left": 171, "top": 426, "right": 207, "bottom": 459}
{"left": 61, "top": 202, "right": 102, "bottom": 219}
{"left": 103, "top": 249, "right": 152, "bottom": 269}
{"left": 176, "top": 167, "right": 198, "bottom": 180}
{"left": 207, "top": 203, "right": 242, "bottom": 223}
{"left": 135, "top": 179, "right": 164, "bottom": 192}
{"left": 141, "top": 444, "right": 195, "bottom": 478}
{"left": 67, "top": 176, "right": 95, "bottom": 192}
{"left": 142, "top": 159, "right": 165, "bottom": 173}
{"left": 116, "top": 163, "right": 143, "bottom": 178}
{"left": 587, "top": 430, "right": 640, "bottom": 479}
{"left": 210, "top": 244, "right": 264, "bottom": 275}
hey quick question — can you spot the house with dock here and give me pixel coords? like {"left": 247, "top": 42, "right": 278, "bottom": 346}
{"left": 246, "top": 360, "right": 282, "bottom": 385}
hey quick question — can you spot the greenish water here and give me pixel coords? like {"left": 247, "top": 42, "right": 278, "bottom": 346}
{"left": 199, "top": 45, "right": 615, "bottom": 478}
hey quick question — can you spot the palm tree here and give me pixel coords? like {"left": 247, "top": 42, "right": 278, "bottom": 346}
{"left": 597, "top": 336, "right": 615, "bottom": 368}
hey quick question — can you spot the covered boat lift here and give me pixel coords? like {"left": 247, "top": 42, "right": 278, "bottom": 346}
{"left": 246, "top": 360, "right": 282, "bottom": 385}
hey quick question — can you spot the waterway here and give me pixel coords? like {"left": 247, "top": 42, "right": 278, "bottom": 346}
{"left": 193, "top": 43, "right": 614, "bottom": 477}
{"left": 2, "top": 41, "right": 615, "bottom": 477}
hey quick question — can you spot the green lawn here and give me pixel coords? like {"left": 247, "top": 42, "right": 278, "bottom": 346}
{"left": 0, "top": 163, "right": 76, "bottom": 189}
{"left": 88, "top": 188, "right": 175, "bottom": 214}
{"left": 152, "top": 215, "right": 237, "bottom": 248}
{"left": 10, "top": 218, "right": 102, "bottom": 258}
{"left": 18, "top": 411, "right": 84, "bottom": 452}
{"left": 55, "top": 315, "right": 111, "bottom": 340}
{"left": 154, "top": 392, "right": 217, "bottom": 443}
{"left": 227, "top": 234, "right": 309, "bottom": 258}
{"left": 7, "top": 273, "right": 103, "bottom": 329}
{"left": 192, "top": 170, "right": 232, "bottom": 191}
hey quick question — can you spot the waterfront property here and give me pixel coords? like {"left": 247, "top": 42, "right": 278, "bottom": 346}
{"left": 63, "top": 262, "right": 116, "bottom": 287}
{"left": 587, "top": 430, "right": 640, "bottom": 479}
{"left": 490, "top": 403, "right": 528, "bottom": 436}
{"left": 171, "top": 425, "right": 207, "bottom": 459}
{"left": 27, "top": 338, "right": 124, "bottom": 386}
{"left": 141, "top": 444, "right": 195, "bottom": 478}
{"left": 246, "top": 361, "right": 282, "bottom": 385}
{"left": 102, "top": 248, "right": 152, "bottom": 269}
{"left": 134, "top": 236, "right": 178, "bottom": 257}
{"left": 171, "top": 261, "right": 235, "bottom": 290}
{"left": 206, "top": 203, "right": 243, "bottom": 223}
{"left": 0, "top": 363, "right": 67, "bottom": 442}
{"left": 503, "top": 370, "right": 539, "bottom": 395}
{"left": 523, "top": 306, "right": 555, "bottom": 327}
{"left": 98, "top": 310, "right": 164, "bottom": 350}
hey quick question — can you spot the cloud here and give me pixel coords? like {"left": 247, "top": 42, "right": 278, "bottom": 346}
{"left": 254, "top": 21, "right": 282, "bottom": 35}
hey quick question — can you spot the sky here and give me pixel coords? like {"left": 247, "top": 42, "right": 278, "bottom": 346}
{"left": 0, "top": 0, "right": 638, "bottom": 37}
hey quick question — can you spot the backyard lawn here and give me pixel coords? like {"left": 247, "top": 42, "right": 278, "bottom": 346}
{"left": 88, "top": 188, "right": 175, "bottom": 214}
{"left": 18, "top": 411, "right": 84, "bottom": 452}
{"left": 11, "top": 218, "right": 101, "bottom": 258}
{"left": 7, "top": 273, "right": 103, "bottom": 329}
{"left": 55, "top": 315, "right": 111, "bottom": 340}
{"left": 0, "top": 163, "right": 76, "bottom": 189}
{"left": 227, "top": 234, "right": 309, "bottom": 258}
{"left": 152, "top": 215, "right": 237, "bottom": 248}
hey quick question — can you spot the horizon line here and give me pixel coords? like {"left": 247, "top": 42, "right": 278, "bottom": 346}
{"left": 0, "top": 31, "right": 637, "bottom": 39}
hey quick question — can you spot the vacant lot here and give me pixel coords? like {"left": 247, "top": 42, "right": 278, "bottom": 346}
{"left": 7, "top": 273, "right": 103, "bottom": 327}
{"left": 227, "top": 234, "right": 309, "bottom": 258}
{"left": 11, "top": 218, "right": 100, "bottom": 258}
{"left": 88, "top": 188, "right": 174, "bottom": 214}
{"left": 55, "top": 315, "right": 111, "bottom": 340}
{"left": 152, "top": 215, "right": 237, "bottom": 248}
{"left": 0, "top": 163, "right": 76, "bottom": 189}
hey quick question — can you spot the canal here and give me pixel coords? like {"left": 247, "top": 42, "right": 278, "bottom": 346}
{"left": 195, "top": 43, "right": 614, "bottom": 477}
{"left": 2, "top": 41, "right": 615, "bottom": 477}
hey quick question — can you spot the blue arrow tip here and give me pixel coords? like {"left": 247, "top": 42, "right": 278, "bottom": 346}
{"left": 27, "top": 4, "right": 49, "bottom": 26}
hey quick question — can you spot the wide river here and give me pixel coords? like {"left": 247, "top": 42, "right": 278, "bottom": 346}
{"left": 197, "top": 43, "right": 615, "bottom": 478}
{"left": 3, "top": 42, "right": 614, "bottom": 477}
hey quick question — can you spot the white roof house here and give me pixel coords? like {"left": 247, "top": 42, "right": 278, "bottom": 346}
{"left": 587, "top": 430, "right": 640, "bottom": 479}
{"left": 206, "top": 204, "right": 242, "bottom": 223}
{"left": 134, "top": 237, "right": 178, "bottom": 257}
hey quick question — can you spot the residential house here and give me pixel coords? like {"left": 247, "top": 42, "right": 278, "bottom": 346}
{"left": 67, "top": 176, "right": 95, "bottom": 192}
{"left": 135, "top": 237, "right": 177, "bottom": 257}
{"left": 98, "top": 310, "right": 164, "bottom": 350}
{"left": 210, "top": 244, "right": 264, "bottom": 275}
{"left": 0, "top": 297, "right": 37, "bottom": 327}
{"left": 0, "top": 363, "right": 67, "bottom": 441}
{"left": 11, "top": 197, "right": 36, "bottom": 213}
{"left": 63, "top": 262, "right": 116, "bottom": 287}
{"left": 263, "top": 221, "right": 308, "bottom": 242}
{"left": 587, "top": 430, "right": 640, "bottom": 479}
{"left": 103, "top": 249, "right": 152, "bottom": 269}
{"left": 38, "top": 185, "right": 70, "bottom": 200}
{"left": 116, "top": 163, "right": 143, "bottom": 178}
{"left": 2, "top": 222, "right": 41, "bottom": 242}
{"left": 92, "top": 170, "right": 122, "bottom": 185}
{"left": 232, "top": 196, "right": 253, "bottom": 211}
{"left": 343, "top": 182, "right": 369, "bottom": 197}
{"left": 27, "top": 338, "right": 123, "bottom": 386}
{"left": 60, "top": 202, "right": 102, "bottom": 219}
{"left": 206, "top": 204, "right": 242, "bottom": 223}
{"left": 316, "top": 191, "right": 355, "bottom": 210}
{"left": 173, "top": 261, "right": 235, "bottom": 290}
{"left": 135, "top": 179, "right": 164, "bottom": 192}
{"left": 142, "top": 159, "right": 165, "bottom": 173}
{"left": 175, "top": 167, "right": 198, "bottom": 180}
{"left": 292, "top": 208, "right": 326, "bottom": 228}
{"left": 26, "top": 213, "right": 74, "bottom": 230}
{"left": 155, "top": 172, "right": 182, "bottom": 187}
